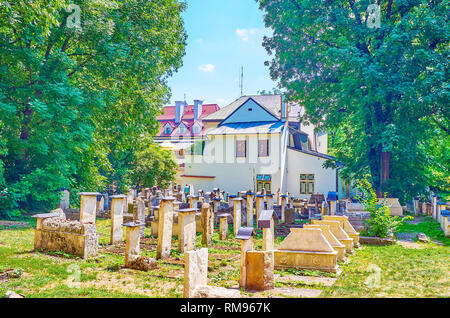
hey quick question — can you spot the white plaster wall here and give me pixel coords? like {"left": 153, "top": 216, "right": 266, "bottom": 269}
{"left": 286, "top": 148, "right": 337, "bottom": 199}
{"left": 182, "top": 133, "right": 283, "bottom": 194}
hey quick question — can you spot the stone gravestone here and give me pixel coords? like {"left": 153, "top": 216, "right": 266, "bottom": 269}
{"left": 285, "top": 207, "right": 295, "bottom": 224}
{"left": 246, "top": 192, "right": 255, "bottom": 227}
{"left": 110, "top": 194, "right": 126, "bottom": 244}
{"left": 79, "top": 192, "right": 101, "bottom": 224}
{"left": 236, "top": 227, "right": 255, "bottom": 288}
{"left": 280, "top": 195, "right": 288, "bottom": 223}
{"left": 217, "top": 213, "right": 229, "bottom": 240}
{"left": 156, "top": 197, "right": 175, "bottom": 259}
{"left": 201, "top": 203, "right": 213, "bottom": 246}
{"left": 311, "top": 219, "right": 354, "bottom": 254}
{"left": 184, "top": 248, "right": 208, "bottom": 298}
{"left": 266, "top": 194, "right": 274, "bottom": 210}
{"left": 245, "top": 250, "right": 274, "bottom": 291}
{"left": 124, "top": 221, "right": 157, "bottom": 271}
{"left": 59, "top": 189, "right": 70, "bottom": 210}
{"left": 177, "top": 208, "right": 197, "bottom": 253}
{"left": 255, "top": 195, "right": 265, "bottom": 224}
{"left": 233, "top": 198, "right": 244, "bottom": 236}
{"left": 134, "top": 197, "right": 146, "bottom": 238}
{"left": 258, "top": 210, "right": 275, "bottom": 251}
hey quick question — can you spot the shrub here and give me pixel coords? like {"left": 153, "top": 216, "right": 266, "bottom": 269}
{"left": 356, "top": 179, "right": 412, "bottom": 238}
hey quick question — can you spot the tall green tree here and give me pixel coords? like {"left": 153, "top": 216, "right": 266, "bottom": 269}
{"left": 0, "top": 0, "right": 186, "bottom": 217}
{"left": 257, "top": 0, "right": 449, "bottom": 201}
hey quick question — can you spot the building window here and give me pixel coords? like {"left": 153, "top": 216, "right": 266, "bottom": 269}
{"left": 300, "top": 174, "right": 314, "bottom": 194}
{"left": 178, "top": 124, "right": 186, "bottom": 134}
{"left": 193, "top": 124, "right": 200, "bottom": 134}
{"left": 236, "top": 140, "right": 247, "bottom": 158}
{"left": 164, "top": 125, "right": 172, "bottom": 134}
{"left": 258, "top": 139, "right": 269, "bottom": 157}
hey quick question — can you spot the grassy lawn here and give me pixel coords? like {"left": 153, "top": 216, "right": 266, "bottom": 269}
{"left": 0, "top": 216, "right": 448, "bottom": 298}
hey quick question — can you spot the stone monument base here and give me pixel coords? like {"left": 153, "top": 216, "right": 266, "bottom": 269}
{"left": 274, "top": 250, "right": 338, "bottom": 273}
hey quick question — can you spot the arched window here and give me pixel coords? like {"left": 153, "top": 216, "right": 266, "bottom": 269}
{"left": 164, "top": 124, "right": 172, "bottom": 134}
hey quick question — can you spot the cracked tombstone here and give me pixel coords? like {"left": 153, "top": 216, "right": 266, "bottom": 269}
{"left": 110, "top": 194, "right": 126, "bottom": 244}
{"left": 156, "top": 197, "right": 175, "bottom": 259}
{"left": 184, "top": 248, "right": 208, "bottom": 298}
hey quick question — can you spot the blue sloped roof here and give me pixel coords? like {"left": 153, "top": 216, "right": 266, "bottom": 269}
{"left": 207, "top": 121, "right": 284, "bottom": 135}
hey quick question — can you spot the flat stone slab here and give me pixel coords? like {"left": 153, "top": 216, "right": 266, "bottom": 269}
{"left": 274, "top": 274, "right": 337, "bottom": 287}
{"left": 0, "top": 221, "right": 30, "bottom": 228}
{"left": 360, "top": 236, "right": 395, "bottom": 245}
{"left": 250, "top": 287, "right": 322, "bottom": 298}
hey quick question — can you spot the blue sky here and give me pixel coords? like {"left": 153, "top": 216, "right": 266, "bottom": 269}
{"left": 166, "top": 0, "right": 279, "bottom": 108}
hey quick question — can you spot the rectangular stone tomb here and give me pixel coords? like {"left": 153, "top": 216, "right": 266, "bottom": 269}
{"left": 323, "top": 215, "right": 360, "bottom": 247}
{"left": 304, "top": 224, "right": 345, "bottom": 261}
{"left": 311, "top": 219, "right": 354, "bottom": 254}
{"left": 274, "top": 228, "right": 338, "bottom": 273}
{"left": 32, "top": 213, "right": 98, "bottom": 259}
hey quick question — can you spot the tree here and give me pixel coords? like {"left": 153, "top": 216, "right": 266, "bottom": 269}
{"left": 0, "top": 0, "right": 186, "bottom": 216}
{"left": 257, "top": 0, "right": 449, "bottom": 201}
{"left": 127, "top": 144, "right": 177, "bottom": 191}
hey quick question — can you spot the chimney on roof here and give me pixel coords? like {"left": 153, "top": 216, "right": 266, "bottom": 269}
{"left": 281, "top": 95, "right": 287, "bottom": 121}
{"left": 193, "top": 99, "right": 203, "bottom": 121}
{"left": 175, "top": 101, "right": 185, "bottom": 124}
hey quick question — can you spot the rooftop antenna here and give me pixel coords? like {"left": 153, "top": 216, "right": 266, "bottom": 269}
{"left": 239, "top": 66, "right": 244, "bottom": 97}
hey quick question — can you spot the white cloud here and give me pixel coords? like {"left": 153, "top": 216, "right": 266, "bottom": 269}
{"left": 236, "top": 28, "right": 259, "bottom": 41}
{"left": 198, "top": 64, "right": 215, "bottom": 72}
{"left": 196, "top": 38, "right": 204, "bottom": 45}
{"left": 215, "top": 98, "right": 227, "bottom": 105}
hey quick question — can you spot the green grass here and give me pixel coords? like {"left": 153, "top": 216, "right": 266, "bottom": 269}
{"left": 0, "top": 216, "right": 448, "bottom": 298}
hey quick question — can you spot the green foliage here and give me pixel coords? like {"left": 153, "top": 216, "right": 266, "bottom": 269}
{"left": 257, "top": 0, "right": 449, "bottom": 201}
{"left": 356, "top": 179, "right": 412, "bottom": 238}
{"left": 0, "top": 0, "right": 186, "bottom": 218}
{"left": 127, "top": 144, "right": 177, "bottom": 190}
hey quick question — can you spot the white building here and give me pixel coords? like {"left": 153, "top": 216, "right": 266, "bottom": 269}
{"left": 180, "top": 95, "right": 346, "bottom": 199}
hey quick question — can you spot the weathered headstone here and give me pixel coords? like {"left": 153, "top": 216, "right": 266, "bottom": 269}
{"left": 201, "top": 203, "right": 213, "bottom": 246}
{"left": 255, "top": 195, "right": 265, "bottom": 226}
{"left": 236, "top": 227, "right": 255, "bottom": 288}
{"left": 177, "top": 208, "right": 197, "bottom": 253}
{"left": 134, "top": 197, "right": 146, "bottom": 238}
{"left": 323, "top": 215, "right": 360, "bottom": 248}
{"left": 258, "top": 210, "right": 275, "bottom": 251}
{"left": 245, "top": 250, "right": 274, "bottom": 291}
{"left": 266, "top": 194, "right": 274, "bottom": 210}
{"left": 246, "top": 192, "right": 255, "bottom": 227}
{"left": 156, "top": 197, "right": 175, "bottom": 259}
{"left": 217, "top": 213, "right": 229, "bottom": 240}
{"left": 280, "top": 194, "right": 288, "bottom": 223}
{"left": 110, "top": 194, "right": 126, "bottom": 244}
{"left": 184, "top": 248, "right": 208, "bottom": 298}
{"left": 285, "top": 207, "right": 295, "bottom": 224}
{"left": 233, "top": 198, "right": 244, "bottom": 236}
{"left": 59, "top": 189, "right": 70, "bottom": 210}
{"left": 78, "top": 192, "right": 101, "bottom": 224}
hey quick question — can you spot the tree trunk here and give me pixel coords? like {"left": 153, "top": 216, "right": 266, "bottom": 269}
{"left": 380, "top": 151, "right": 391, "bottom": 195}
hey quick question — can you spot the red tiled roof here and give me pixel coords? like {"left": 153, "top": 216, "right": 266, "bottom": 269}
{"left": 156, "top": 103, "right": 220, "bottom": 137}
{"left": 157, "top": 104, "right": 220, "bottom": 121}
